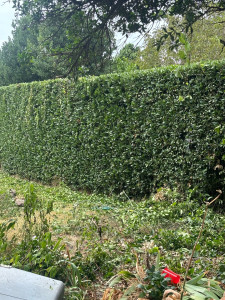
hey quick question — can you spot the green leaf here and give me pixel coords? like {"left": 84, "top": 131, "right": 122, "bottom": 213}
{"left": 108, "top": 275, "right": 122, "bottom": 287}
{"left": 215, "top": 126, "right": 221, "bottom": 134}
{"left": 6, "top": 220, "right": 16, "bottom": 231}
{"left": 119, "top": 270, "right": 136, "bottom": 279}
{"left": 178, "top": 95, "right": 184, "bottom": 101}
{"left": 187, "top": 273, "right": 205, "bottom": 285}
{"left": 178, "top": 50, "right": 187, "bottom": 60}
{"left": 185, "top": 283, "right": 222, "bottom": 300}
{"left": 203, "top": 290, "right": 220, "bottom": 300}
{"left": 53, "top": 238, "right": 62, "bottom": 251}
{"left": 185, "top": 286, "right": 206, "bottom": 300}
{"left": 179, "top": 33, "right": 187, "bottom": 45}
{"left": 186, "top": 284, "right": 208, "bottom": 293}
{"left": 123, "top": 284, "right": 137, "bottom": 296}
{"left": 185, "top": 42, "right": 191, "bottom": 53}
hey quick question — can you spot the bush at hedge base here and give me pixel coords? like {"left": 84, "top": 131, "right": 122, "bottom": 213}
{"left": 0, "top": 60, "right": 224, "bottom": 207}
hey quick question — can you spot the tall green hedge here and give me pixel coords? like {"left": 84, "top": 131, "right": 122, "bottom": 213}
{"left": 0, "top": 61, "right": 225, "bottom": 199}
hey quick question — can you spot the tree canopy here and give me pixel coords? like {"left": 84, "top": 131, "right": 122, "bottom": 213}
{"left": 12, "top": 0, "right": 225, "bottom": 32}
{"left": 11, "top": 0, "right": 225, "bottom": 74}
{"left": 0, "top": 17, "right": 40, "bottom": 86}
{"left": 0, "top": 9, "right": 115, "bottom": 86}
{"left": 135, "top": 13, "right": 225, "bottom": 70}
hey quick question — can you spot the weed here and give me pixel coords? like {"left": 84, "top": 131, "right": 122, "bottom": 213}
{"left": 138, "top": 265, "right": 172, "bottom": 300}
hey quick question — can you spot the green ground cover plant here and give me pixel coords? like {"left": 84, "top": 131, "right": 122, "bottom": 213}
{"left": 0, "top": 170, "right": 224, "bottom": 299}
{"left": 0, "top": 60, "right": 225, "bottom": 207}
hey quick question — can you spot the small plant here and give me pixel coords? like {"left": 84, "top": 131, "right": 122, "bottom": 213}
{"left": 23, "top": 183, "right": 53, "bottom": 239}
{"left": 0, "top": 184, "right": 87, "bottom": 299}
{"left": 64, "top": 262, "right": 88, "bottom": 300}
{"left": 108, "top": 251, "right": 173, "bottom": 299}
{"left": 0, "top": 220, "right": 16, "bottom": 256}
{"left": 3, "top": 184, "right": 66, "bottom": 279}
{"left": 217, "top": 263, "right": 225, "bottom": 284}
{"left": 183, "top": 273, "right": 224, "bottom": 300}
{"left": 138, "top": 265, "right": 172, "bottom": 300}
{"left": 84, "top": 245, "right": 116, "bottom": 280}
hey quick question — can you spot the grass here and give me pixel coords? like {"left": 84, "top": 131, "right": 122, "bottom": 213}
{"left": 0, "top": 170, "right": 224, "bottom": 299}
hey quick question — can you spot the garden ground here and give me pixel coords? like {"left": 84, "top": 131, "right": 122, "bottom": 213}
{"left": 0, "top": 170, "right": 224, "bottom": 299}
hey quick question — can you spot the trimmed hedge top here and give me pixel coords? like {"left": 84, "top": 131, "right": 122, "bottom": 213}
{"left": 0, "top": 60, "right": 225, "bottom": 199}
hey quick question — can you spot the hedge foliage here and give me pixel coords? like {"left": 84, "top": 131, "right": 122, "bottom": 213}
{"left": 0, "top": 61, "right": 225, "bottom": 199}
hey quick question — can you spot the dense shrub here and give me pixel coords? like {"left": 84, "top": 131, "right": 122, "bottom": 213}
{"left": 0, "top": 61, "right": 225, "bottom": 201}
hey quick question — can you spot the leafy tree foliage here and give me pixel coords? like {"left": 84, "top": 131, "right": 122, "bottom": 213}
{"left": 117, "top": 43, "right": 140, "bottom": 60}
{"left": 0, "top": 11, "right": 115, "bottom": 86}
{"left": 29, "top": 11, "right": 115, "bottom": 78}
{"left": 0, "top": 17, "right": 40, "bottom": 86}
{"left": 136, "top": 13, "right": 225, "bottom": 70}
{"left": 112, "top": 43, "right": 140, "bottom": 73}
{"left": 13, "top": 0, "right": 225, "bottom": 33}
{"left": 12, "top": 0, "right": 225, "bottom": 73}
{"left": 189, "top": 13, "right": 225, "bottom": 62}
